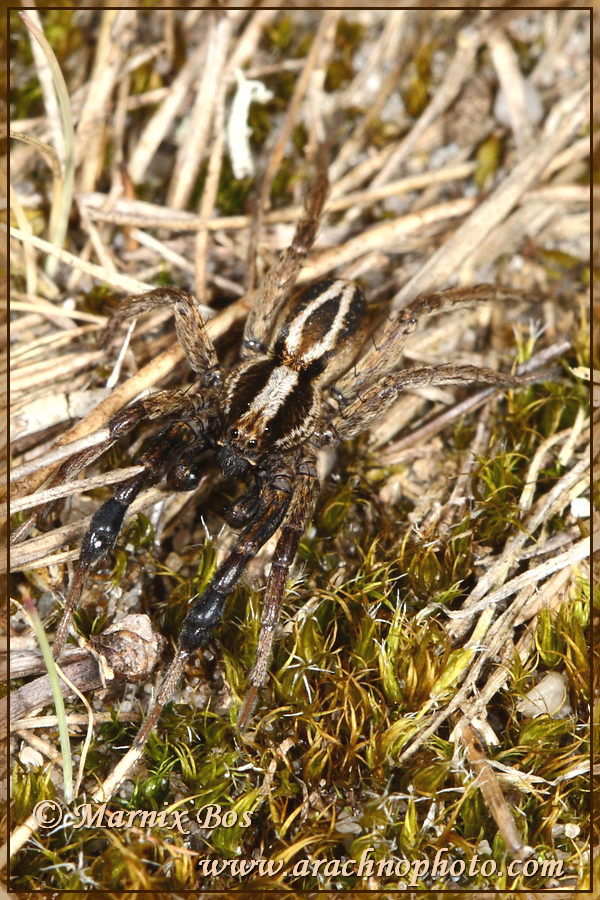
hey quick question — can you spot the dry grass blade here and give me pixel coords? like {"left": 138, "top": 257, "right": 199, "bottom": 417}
{"left": 9, "top": 466, "right": 146, "bottom": 514}
{"left": 373, "top": 26, "right": 481, "bottom": 188}
{"left": 459, "top": 722, "right": 531, "bottom": 861}
{"left": 450, "top": 454, "right": 589, "bottom": 637}
{"left": 167, "top": 15, "right": 230, "bottom": 211}
{"left": 10, "top": 486, "right": 172, "bottom": 572}
{"left": 127, "top": 46, "right": 206, "bottom": 186}
{"left": 194, "top": 24, "right": 230, "bottom": 301}
{"left": 245, "top": 10, "right": 340, "bottom": 290}
{"left": 392, "top": 87, "right": 588, "bottom": 307}
{"left": 19, "top": 11, "right": 75, "bottom": 281}
{"left": 10, "top": 428, "right": 111, "bottom": 484}
{"left": 76, "top": 11, "right": 136, "bottom": 191}
{"left": 9, "top": 227, "right": 154, "bottom": 294}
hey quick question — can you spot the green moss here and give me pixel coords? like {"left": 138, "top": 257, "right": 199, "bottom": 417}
{"left": 122, "top": 513, "right": 154, "bottom": 550}
{"left": 16, "top": 365, "right": 585, "bottom": 887}
{"left": 248, "top": 102, "right": 275, "bottom": 148}
{"left": 264, "top": 15, "right": 294, "bottom": 53}
{"left": 269, "top": 155, "right": 297, "bottom": 205}
{"left": 71, "top": 605, "right": 110, "bottom": 641}
{"left": 474, "top": 135, "right": 503, "bottom": 189}
{"left": 537, "top": 247, "right": 588, "bottom": 283}
{"left": 217, "top": 156, "right": 253, "bottom": 213}
{"left": 12, "top": 762, "right": 56, "bottom": 825}
{"left": 402, "top": 42, "right": 435, "bottom": 117}
{"left": 156, "top": 541, "right": 219, "bottom": 641}
{"left": 82, "top": 285, "right": 119, "bottom": 317}
{"left": 40, "top": 9, "right": 82, "bottom": 65}
{"left": 324, "top": 18, "right": 364, "bottom": 92}
{"left": 11, "top": 76, "right": 44, "bottom": 120}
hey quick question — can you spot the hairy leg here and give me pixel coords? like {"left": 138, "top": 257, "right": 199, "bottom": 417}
{"left": 334, "top": 284, "right": 541, "bottom": 401}
{"left": 11, "top": 388, "right": 207, "bottom": 546}
{"left": 242, "top": 145, "right": 329, "bottom": 358}
{"left": 329, "top": 362, "right": 540, "bottom": 442}
{"left": 237, "top": 452, "right": 320, "bottom": 731}
{"left": 54, "top": 420, "right": 201, "bottom": 657}
{"left": 103, "top": 287, "right": 221, "bottom": 384}
{"left": 178, "top": 466, "right": 296, "bottom": 653}
{"left": 130, "top": 461, "right": 298, "bottom": 748}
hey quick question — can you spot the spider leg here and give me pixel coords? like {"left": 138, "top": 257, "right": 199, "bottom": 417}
{"left": 103, "top": 287, "right": 220, "bottom": 383}
{"left": 241, "top": 146, "right": 329, "bottom": 358}
{"left": 237, "top": 452, "right": 320, "bottom": 731}
{"left": 53, "top": 420, "right": 203, "bottom": 657}
{"left": 222, "top": 481, "right": 262, "bottom": 529}
{"left": 334, "top": 284, "right": 540, "bottom": 401}
{"left": 136, "top": 456, "right": 312, "bottom": 743}
{"left": 119, "top": 451, "right": 311, "bottom": 765}
{"left": 11, "top": 388, "right": 207, "bottom": 545}
{"left": 329, "top": 363, "right": 540, "bottom": 442}
{"left": 178, "top": 464, "right": 296, "bottom": 654}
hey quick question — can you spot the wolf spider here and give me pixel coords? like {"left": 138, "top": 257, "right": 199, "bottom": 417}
{"left": 21, "top": 147, "right": 544, "bottom": 744}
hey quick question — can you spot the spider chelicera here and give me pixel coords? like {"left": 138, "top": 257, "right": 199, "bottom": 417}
{"left": 22, "top": 146, "right": 543, "bottom": 744}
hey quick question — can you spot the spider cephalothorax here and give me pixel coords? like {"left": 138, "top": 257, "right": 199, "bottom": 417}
{"left": 31, "top": 148, "right": 543, "bottom": 739}
{"left": 221, "top": 278, "right": 367, "bottom": 459}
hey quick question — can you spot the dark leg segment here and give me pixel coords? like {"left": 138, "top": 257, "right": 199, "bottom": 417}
{"left": 129, "top": 468, "right": 299, "bottom": 755}
{"left": 167, "top": 441, "right": 213, "bottom": 492}
{"left": 108, "top": 388, "right": 207, "bottom": 437}
{"left": 11, "top": 389, "right": 207, "bottom": 546}
{"left": 237, "top": 454, "right": 320, "bottom": 731}
{"left": 179, "top": 470, "right": 295, "bottom": 653}
{"left": 54, "top": 421, "right": 199, "bottom": 657}
{"left": 220, "top": 480, "right": 262, "bottom": 529}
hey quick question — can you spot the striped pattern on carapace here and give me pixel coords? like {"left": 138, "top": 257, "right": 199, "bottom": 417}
{"left": 220, "top": 279, "right": 367, "bottom": 457}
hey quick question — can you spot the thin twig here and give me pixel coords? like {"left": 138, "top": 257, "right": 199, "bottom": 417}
{"left": 246, "top": 10, "right": 340, "bottom": 289}
{"left": 8, "top": 466, "right": 146, "bottom": 514}
{"left": 459, "top": 722, "right": 531, "bottom": 861}
{"left": 194, "top": 20, "right": 230, "bottom": 300}
{"left": 392, "top": 87, "right": 588, "bottom": 308}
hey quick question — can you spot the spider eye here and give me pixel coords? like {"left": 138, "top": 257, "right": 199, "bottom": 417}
{"left": 229, "top": 427, "right": 239, "bottom": 440}
{"left": 247, "top": 439, "right": 258, "bottom": 450}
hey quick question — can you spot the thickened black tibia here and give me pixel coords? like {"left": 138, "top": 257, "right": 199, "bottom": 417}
{"left": 179, "top": 526, "right": 274, "bottom": 651}
{"left": 179, "top": 585, "right": 228, "bottom": 652}
{"left": 80, "top": 498, "right": 127, "bottom": 567}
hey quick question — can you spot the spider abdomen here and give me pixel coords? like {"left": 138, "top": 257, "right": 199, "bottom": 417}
{"left": 272, "top": 279, "right": 367, "bottom": 382}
